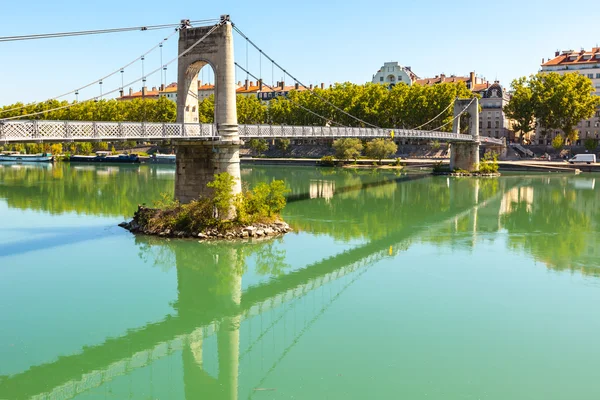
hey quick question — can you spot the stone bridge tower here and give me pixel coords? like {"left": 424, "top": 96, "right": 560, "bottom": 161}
{"left": 174, "top": 15, "right": 242, "bottom": 206}
{"left": 449, "top": 97, "right": 480, "bottom": 171}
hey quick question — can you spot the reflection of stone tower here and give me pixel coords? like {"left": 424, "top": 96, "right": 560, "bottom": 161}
{"left": 175, "top": 245, "right": 242, "bottom": 400}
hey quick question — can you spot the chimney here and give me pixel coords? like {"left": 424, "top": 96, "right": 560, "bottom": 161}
{"left": 280, "top": 81, "right": 284, "bottom": 90}
{"left": 237, "top": 80, "right": 241, "bottom": 86}
{"left": 542, "top": 58, "right": 545, "bottom": 64}
{"left": 309, "top": 84, "right": 313, "bottom": 90}
{"left": 555, "top": 50, "right": 560, "bottom": 57}
{"left": 259, "top": 79, "right": 263, "bottom": 90}
{"left": 160, "top": 84, "right": 165, "bottom": 91}
{"left": 245, "top": 79, "right": 249, "bottom": 90}
{"left": 470, "top": 71, "right": 475, "bottom": 85}
{"left": 250, "top": 81, "right": 255, "bottom": 87}
{"left": 152, "top": 86, "right": 157, "bottom": 92}
{"left": 128, "top": 88, "right": 133, "bottom": 96}
{"left": 142, "top": 86, "right": 147, "bottom": 96}
{"left": 295, "top": 82, "right": 299, "bottom": 90}
{"left": 320, "top": 83, "right": 325, "bottom": 89}
{"left": 439, "top": 74, "right": 445, "bottom": 80}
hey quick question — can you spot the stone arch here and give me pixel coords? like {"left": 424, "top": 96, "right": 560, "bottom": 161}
{"left": 176, "top": 20, "right": 238, "bottom": 140}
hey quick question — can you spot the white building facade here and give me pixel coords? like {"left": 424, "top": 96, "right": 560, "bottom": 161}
{"left": 476, "top": 82, "right": 514, "bottom": 140}
{"left": 371, "top": 62, "right": 417, "bottom": 87}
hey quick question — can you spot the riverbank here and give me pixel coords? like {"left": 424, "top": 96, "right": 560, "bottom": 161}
{"left": 240, "top": 157, "right": 588, "bottom": 173}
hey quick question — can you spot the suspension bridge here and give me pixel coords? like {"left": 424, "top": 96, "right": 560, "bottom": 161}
{"left": 0, "top": 177, "right": 513, "bottom": 400}
{"left": 0, "top": 15, "right": 504, "bottom": 204}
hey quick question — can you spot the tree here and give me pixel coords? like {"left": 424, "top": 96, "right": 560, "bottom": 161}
{"left": 504, "top": 77, "right": 535, "bottom": 142}
{"left": 50, "top": 143, "right": 63, "bottom": 155}
{"left": 77, "top": 142, "right": 93, "bottom": 155}
{"left": 237, "top": 95, "right": 267, "bottom": 124}
{"left": 332, "top": 138, "right": 363, "bottom": 161}
{"left": 584, "top": 138, "right": 597, "bottom": 151}
{"left": 365, "top": 138, "right": 398, "bottom": 164}
{"left": 530, "top": 72, "right": 600, "bottom": 143}
{"left": 276, "top": 138, "right": 290, "bottom": 154}
{"left": 248, "top": 138, "right": 268, "bottom": 156}
{"left": 552, "top": 134, "right": 564, "bottom": 150}
{"left": 94, "top": 142, "right": 109, "bottom": 152}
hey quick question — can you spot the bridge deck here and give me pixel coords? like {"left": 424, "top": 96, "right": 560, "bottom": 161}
{"left": 0, "top": 120, "right": 503, "bottom": 144}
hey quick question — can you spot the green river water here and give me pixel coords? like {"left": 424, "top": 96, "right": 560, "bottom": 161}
{"left": 1, "top": 163, "right": 600, "bottom": 399}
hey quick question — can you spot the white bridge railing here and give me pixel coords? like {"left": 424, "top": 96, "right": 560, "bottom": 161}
{"left": 0, "top": 120, "right": 503, "bottom": 144}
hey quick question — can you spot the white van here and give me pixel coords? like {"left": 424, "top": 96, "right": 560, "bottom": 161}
{"left": 568, "top": 154, "right": 596, "bottom": 164}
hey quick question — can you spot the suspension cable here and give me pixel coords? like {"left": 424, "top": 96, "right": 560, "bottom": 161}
{"left": 233, "top": 25, "right": 381, "bottom": 129}
{"left": 0, "top": 19, "right": 219, "bottom": 42}
{"left": 235, "top": 63, "right": 346, "bottom": 127}
{"left": 1, "top": 21, "right": 224, "bottom": 121}
{"left": 410, "top": 100, "right": 456, "bottom": 130}
{"left": 427, "top": 98, "right": 475, "bottom": 132}
{"left": 0, "top": 28, "right": 179, "bottom": 115}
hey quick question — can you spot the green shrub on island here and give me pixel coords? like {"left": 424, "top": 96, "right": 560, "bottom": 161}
{"left": 134, "top": 172, "right": 290, "bottom": 235}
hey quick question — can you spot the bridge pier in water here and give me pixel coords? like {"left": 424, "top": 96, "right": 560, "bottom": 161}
{"left": 449, "top": 97, "right": 480, "bottom": 171}
{"left": 175, "top": 16, "right": 242, "bottom": 206}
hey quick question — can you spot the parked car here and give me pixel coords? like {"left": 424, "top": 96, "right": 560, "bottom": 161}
{"left": 568, "top": 154, "right": 596, "bottom": 164}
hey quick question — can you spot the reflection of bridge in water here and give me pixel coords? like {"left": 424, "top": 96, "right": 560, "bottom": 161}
{"left": 0, "top": 178, "right": 512, "bottom": 400}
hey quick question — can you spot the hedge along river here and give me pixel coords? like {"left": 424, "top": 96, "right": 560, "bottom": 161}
{"left": 1, "top": 163, "right": 600, "bottom": 399}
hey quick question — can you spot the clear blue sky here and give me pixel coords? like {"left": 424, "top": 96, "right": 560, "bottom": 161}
{"left": 1, "top": 0, "right": 600, "bottom": 105}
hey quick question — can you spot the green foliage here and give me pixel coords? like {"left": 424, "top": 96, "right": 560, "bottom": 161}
{"left": 479, "top": 152, "right": 499, "bottom": 174}
{"left": 94, "top": 142, "right": 109, "bottom": 152}
{"left": 365, "top": 138, "right": 398, "bottom": 163}
{"left": 319, "top": 155, "right": 336, "bottom": 166}
{"left": 552, "top": 134, "right": 564, "bottom": 150}
{"left": 248, "top": 138, "right": 269, "bottom": 155}
{"left": 276, "top": 138, "right": 291, "bottom": 153}
{"left": 50, "top": 143, "right": 63, "bottom": 155}
{"left": 139, "top": 173, "right": 290, "bottom": 233}
{"left": 332, "top": 138, "right": 363, "bottom": 161}
{"left": 584, "top": 138, "right": 597, "bottom": 151}
{"left": 77, "top": 142, "right": 93, "bottom": 155}
{"left": 0, "top": 97, "right": 177, "bottom": 123}
{"left": 111, "top": 145, "right": 117, "bottom": 155}
{"left": 528, "top": 72, "right": 600, "bottom": 141}
{"left": 504, "top": 77, "right": 536, "bottom": 140}
{"left": 236, "top": 180, "right": 290, "bottom": 224}
{"left": 430, "top": 140, "right": 441, "bottom": 150}
{"left": 207, "top": 172, "right": 236, "bottom": 219}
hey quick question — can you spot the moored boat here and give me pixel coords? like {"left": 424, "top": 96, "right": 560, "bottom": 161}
{"left": 150, "top": 153, "right": 176, "bottom": 164}
{"left": 69, "top": 151, "right": 140, "bottom": 164}
{"left": 0, "top": 152, "right": 53, "bottom": 162}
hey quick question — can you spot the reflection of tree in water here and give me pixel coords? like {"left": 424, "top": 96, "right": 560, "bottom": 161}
{"left": 135, "top": 235, "right": 291, "bottom": 285}
{"left": 287, "top": 175, "right": 484, "bottom": 243}
{"left": 0, "top": 164, "right": 173, "bottom": 217}
{"left": 500, "top": 178, "right": 598, "bottom": 275}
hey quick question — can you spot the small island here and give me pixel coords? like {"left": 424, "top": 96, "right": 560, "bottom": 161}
{"left": 120, "top": 173, "right": 292, "bottom": 240}
{"left": 432, "top": 152, "right": 501, "bottom": 177}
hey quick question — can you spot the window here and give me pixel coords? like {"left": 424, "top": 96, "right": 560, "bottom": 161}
{"left": 398, "top": 76, "right": 402, "bottom": 81}
{"left": 495, "top": 121, "right": 499, "bottom": 128}
{"left": 597, "top": 73, "right": 600, "bottom": 79}
{"left": 495, "top": 130, "right": 499, "bottom": 138}
{"left": 589, "top": 74, "right": 594, "bottom": 79}
{"left": 487, "top": 121, "right": 491, "bottom": 128}
{"left": 380, "top": 77, "right": 383, "bottom": 82}
{"left": 587, "top": 121, "right": 591, "bottom": 127}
